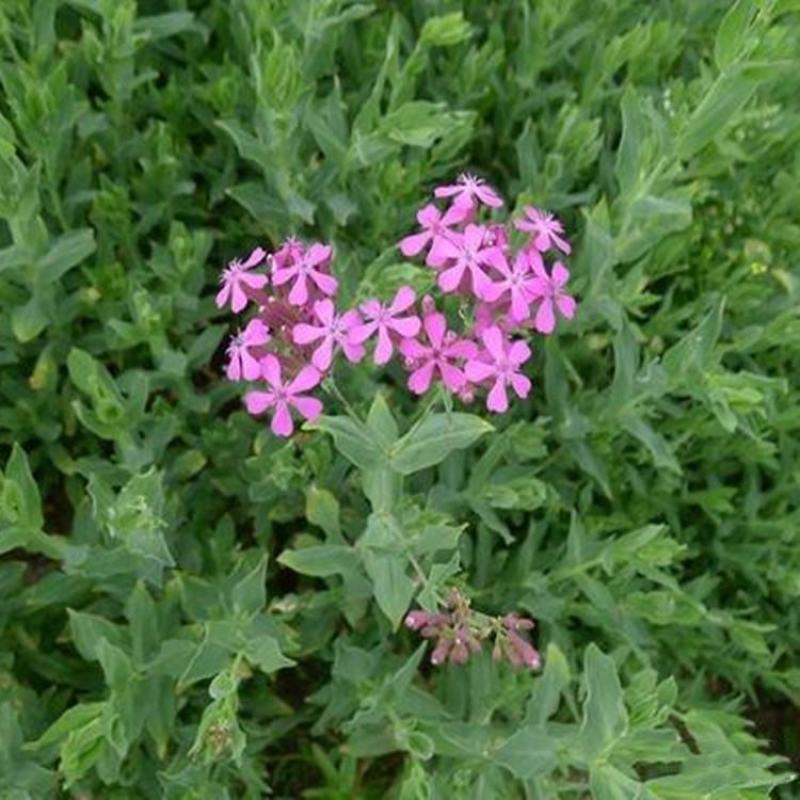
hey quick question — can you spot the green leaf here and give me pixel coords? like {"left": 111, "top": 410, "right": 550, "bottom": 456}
{"left": 68, "top": 609, "right": 126, "bottom": 661}
{"left": 39, "top": 228, "right": 96, "bottom": 281}
{"left": 676, "top": 64, "right": 768, "bottom": 160}
{"left": 526, "top": 643, "right": 571, "bottom": 724}
{"left": 11, "top": 295, "right": 48, "bottom": 342}
{"left": 419, "top": 13, "right": 472, "bottom": 47}
{"left": 714, "top": 0, "right": 756, "bottom": 70}
{"left": 366, "top": 393, "right": 399, "bottom": 445}
{"left": 494, "top": 725, "right": 558, "bottom": 779}
{"left": 278, "top": 544, "right": 356, "bottom": 577}
{"left": 590, "top": 764, "right": 652, "bottom": 800}
{"left": 1, "top": 444, "right": 43, "bottom": 530}
{"left": 359, "top": 515, "right": 415, "bottom": 629}
{"left": 310, "top": 415, "right": 388, "bottom": 470}
{"left": 305, "top": 486, "right": 341, "bottom": 540}
{"left": 389, "top": 413, "right": 493, "bottom": 475}
{"left": 580, "top": 644, "right": 628, "bottom": 761}
{"left": 230, "top": 556, "right": 267, "bottom": 616}
{"left": 243, "top": 634, "right": 294, "bottom": 674}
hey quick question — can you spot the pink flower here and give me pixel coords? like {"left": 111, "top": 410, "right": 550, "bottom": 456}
{"left": 483, "top": 249, "right": 542, "bottom": 322}
{"left": 433, "top": 224, "right": 504, "bottom": 299}
{"left": 350, "top": 286, "right": 421, "bottom": 365}
{"left": 216, "top": 248, "right": 268, "bottom": 312}
{"left": 399, "top": 203, "right": 462, "bottom": 265}
{"left": 434, "top": 173, "right": 503, "bottom": 213}
{"left": 272, "top": 237, "right": 304, "bottom": 270}
{"left": 526, "top": 261, "right": 577, "bottom": 334}
{"left": 399, "top": 311, "right": 477, "bottom": 394}
{"left": 225, "top": 318, "right": 271, "bottom": 381}
{"left": 465, "top": 326, "right": 532, "bottom": 413}
{"left": 244, "top": 355, "right": 323, "bottom": 437}
{"left": 292, "top": 299, "right": 364, "bottom": 371}
{"left": 515, "top": 207, "right": 571, "bottom": 254}
{"left": 272, "top": 242, "right": 338, "bottom": 307}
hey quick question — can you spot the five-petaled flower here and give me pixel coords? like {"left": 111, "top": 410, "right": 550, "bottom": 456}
{"left": 398, "top": 202, "right": 463, "bottom": 267}
{"left": 244, "top": 355, "right": 323, "bottom": 437}
{"left": 484, "top": 249, "right": 542, "bottom": 322}
{"left": 272, "top": 242, "right": 338, "bottom": 307}
{"left": 526, "top": 260, "right": 577, "bottom": 334}
{"left": 225, "top": 318, "right": 271, "bottom": 381}
{"left": 465, "top": 326, "right": 532, "bottom": 413}
{"left": 434, "top": 173, "right": 503, "bottom": 214}
{"left": 400, "top": 309, "right": 477, "bottom": 394}
{"left": 292, "top": 299, "right": 364, "bottom": 371}
{"left": 216, "top": 247, "right": 268, "bottom": 312}
{"left": 350, "top": 286, "right": 422, "bottom": 365}
{"left": 433, "top": 224, "right": 505, "bottom": 299}
{"left": 515, "top": 206, "right": 572, "bottom": 254}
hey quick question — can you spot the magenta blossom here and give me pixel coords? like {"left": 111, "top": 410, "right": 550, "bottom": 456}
{"left": 292, "top": 299, "right": 364, "bottom": 371}
{"left": 483, "top": 249, "right": 543, "bottom": 323}
{"left": 527, "top": 261, "right": 576, "bottom": 334}
{"left": 244, "top": 355, "right": 323, "bottom": 437}
{"left": 271, "top": 237, "right": 304, "bottom": 270}
{"left": 434, "top": 173, "right": 503, "bottom": 213}
{"left": 398, "top": 203, "right": 462, "bottom": 266}
{"left": 225, "top": 318, "right": 271, "bottom": 381}
{"left": 399, "top": 310, "right": 477, "bottom": 394}
{"left": 272, "top": 243, "right": 338, "bottom": 307}
{"left": 350, "top": 287, "right": 421, "bottom": 365}
{"left": 465, "top": 326, "right": 532, "bottom": 413}
{"left": 515, "top": 206, "right": 571, "bottom": 254}
{"left": 216, "top": 247, "right": 268, "bottom": 312}
{"left": 434, "top": 224, "right": 504, "bottom": 299}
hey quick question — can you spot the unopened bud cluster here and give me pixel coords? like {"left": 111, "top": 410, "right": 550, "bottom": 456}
{"left": 405, "top": 589, "right": 540, "bottom": 670}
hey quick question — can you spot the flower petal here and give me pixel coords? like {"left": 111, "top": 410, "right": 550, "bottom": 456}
{"left": 390, "top": 286, "right": 416, "bottom": 314}
{"left": 349, "top": 321, "right": 377, "bottom": 344}
{"left": 510, "top": 372, "right": 532, "bottom": 399}
{"left": 374, "top": 326, "right": 393, "bottom": 365}
{"left": 408, "top": 361, "right": 435, "bottom": 394}
{"left": 481, "top": 326, "right": 506, "bottom": 362}
{"left": 310, "top": 270, "right": 338, "bottom": 296}
{"left": 241, "top": 350, "right": 262, "bottom": 380}
{"left": 259, "top": 354, "right": 283, "bottom": 388}
{"left": 508, "top": 340, "right": 532, "bottom": 366}
{"left": 487, "top": 378, "right": 509, "bottom": 413}
{"left": 288, "top": 273, "right": 309, "bottom": 306}
{"left": 244, "top": 390, "right": 275, "bottom": 415}
{"left": 464, "top": 360, "right": 495, "bottom": 383}
{"left": 288, "top": 365, "right": 322, "bottom": 395}
{"left": 399, "top": 231, "right": 431, "bottom": 257}
{"left": 552, "top": 262, "right": 570, "bottom": 286}
{"left": 388, "top": 315, "right": 421, "bottom": 337}
{"left": 291, "top": 395, "right": 324, "bottom": 422}
{"left": 423, "top": 312, "right": 446, "bottom": 348}
{"left": 311, "top": 338, "right": 334, "bottom": 371}
{"left": 439, "top": 362, "right": 465, "bottom": 392}
{"left": 271, "top": 402, "right": 294, "bottom": 437}
{"left": 534, "top": 299, "right": 556, "bottom": 334}
{"left": 556, "top": 293, "right": 577, "bottom": 320}
{"left": 293, "top": 323, "right": 325, "bottom": 345}
{"left": 226, "top": 352, "right": 242, "bottom": 381}
{"left": 242, "top": 247, "right": 267, "bottom": 269}
{"left": 313, "top": 299, "right": 335, "bottom": 325}
{"left": 438, "top": 263, "right": 465, "bottom": 293}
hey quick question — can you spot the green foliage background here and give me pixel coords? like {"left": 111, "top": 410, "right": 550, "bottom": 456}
{"left": 1, "top": 0, "right": 799, "bottom": 797}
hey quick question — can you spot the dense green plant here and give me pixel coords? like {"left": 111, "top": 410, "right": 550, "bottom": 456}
{"left": 1, "top": 0, "right": 798, "bottom": 797}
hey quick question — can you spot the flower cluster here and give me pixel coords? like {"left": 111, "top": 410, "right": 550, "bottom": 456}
{"left": 404, "top": 589, "right": 541, "bottom": 670}
{"left": 215, "top": 173, "right": 576, "bottom": 435}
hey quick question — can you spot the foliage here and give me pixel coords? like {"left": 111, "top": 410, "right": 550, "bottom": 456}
{"left": 0, "top": 0, "right": 798, "bottom": 797}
